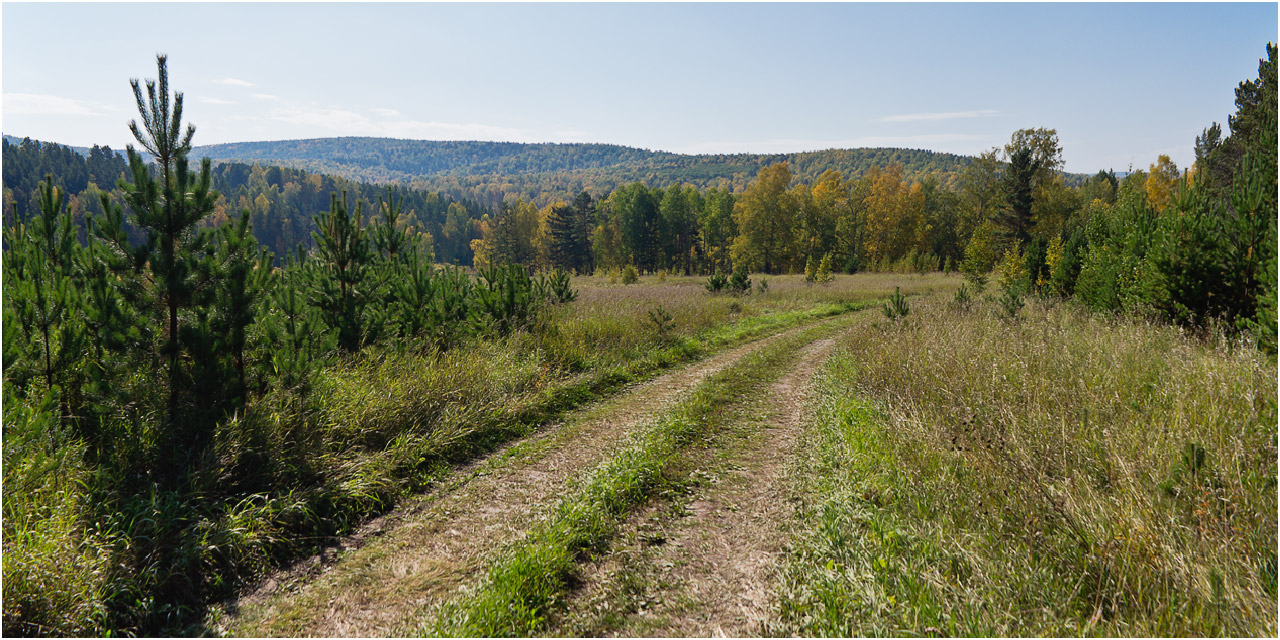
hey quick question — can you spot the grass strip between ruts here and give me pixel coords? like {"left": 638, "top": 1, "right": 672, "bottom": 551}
{"left": 418, "top": 310, "right": 864, "bottom": 637}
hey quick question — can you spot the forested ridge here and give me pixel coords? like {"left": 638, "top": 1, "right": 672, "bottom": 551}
{"left": 190, "top": 136, "right": 1080, "bottom": 207}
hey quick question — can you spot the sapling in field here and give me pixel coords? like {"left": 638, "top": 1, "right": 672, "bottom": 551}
{"left": 705, "top": 271, "right": 728, "bottom": 293}
{"left": 882, "top": 286, "right": 909, "bottom": 321}
{"left": 729, "top": 266, "right": 752, "bottom": 295}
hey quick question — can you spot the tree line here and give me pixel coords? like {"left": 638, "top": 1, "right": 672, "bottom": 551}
{"left": 4, "top": 138, "right": 490, "bottom": 267}
{"left": 192, "top": 136, "right": 1007, "bottom": 207}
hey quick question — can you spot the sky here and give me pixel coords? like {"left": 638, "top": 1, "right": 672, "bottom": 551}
{"left": 3, "top": 2, "right": 1276, "bottom": 174}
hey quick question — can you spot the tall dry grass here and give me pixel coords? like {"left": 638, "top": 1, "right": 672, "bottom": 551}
{"left": 778, "top": 294, "right": 1277, "bottom": 636}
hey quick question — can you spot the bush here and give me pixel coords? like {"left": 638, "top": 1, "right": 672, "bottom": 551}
{"left": 704, "top": 271, "right": 727, "bottom": 294}
{"left": 952, "top": 282, "right": 973, "bottom": 312}
{"left": 728, "top": 267, "right": 752, "bottom": 295}
{"left": 545, "top": 268, "right": 577, "bottom": 305}
{"left": 815, "top": 253, "right": 835, "bottom": 284}
{"left": 997, "top": 281, "right": 1025, "bottom": 321}
{"left": 646, "top": 305, "right": 675, "bottom": 342}
{"left": 881, "top": 286, "right": 909, "bottom": 321}
{"left": 474, "top": 264, "right": 545, "bottom": 335}
{"left": 620, "top": 265, "right": 638, "bottom": 285}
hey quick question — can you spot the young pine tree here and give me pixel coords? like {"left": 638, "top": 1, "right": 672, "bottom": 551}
{"left": 118, "top": 55, "right": 221, "bottom": 443}
{"left": 311, "top": 191, "right": 374, "bottom": 352}
{"left": 2, "top": 176, "right": 88, "bottom": 436}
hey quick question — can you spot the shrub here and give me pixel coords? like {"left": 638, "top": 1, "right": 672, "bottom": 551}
{"left": 952, "top": 282, "right": 973, "bottom": 312}
{"left": 997, "top": 281, "right": 1025, "bottom": 321}
{"left": 620, "top": 265, "right": 638, "bottom": 285}
{"left": 815, "top": 253, "right": 835, "bottom": 284}
{"left": 728, "top": 267, "right": 752, "bottom": 295}
{"left": 704, "top": 271, "right": 727, "bottom": 294}
{"left": 646, "top": 305, "right": 675, "bottom": 342}
{"left": 881, "top": 286, "right": 909, "bottom": 321}
{"left": 545, "top": 268, "right": 577, "bottom": 305}
{"left": 474, "top": 264, "right": 544, "bottom": 335}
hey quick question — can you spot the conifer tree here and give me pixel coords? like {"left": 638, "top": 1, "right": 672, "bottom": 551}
{"left": 118, "top": 55, "right": 220, "bottom": 440}
{"left": 994, "top": 147, "right": 1038, "bottom": 246}
{"left": 312, "top": 191, "right": 373, "bottom": 352}
{"left": 370, "top": 188, "right": 412, "bottom": 263}
{"left": 209, "top": 209, "right": 273, "bottom": 408}
{"left": 2, "top": 176, "right": 86, "bottom": 432}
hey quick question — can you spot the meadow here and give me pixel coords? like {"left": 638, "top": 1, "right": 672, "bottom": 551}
{"left": 3, "top": 272, "right": 946, "bottom": 636}
{"left": 776, "top": 293, "right": 1277, "bottom": 636}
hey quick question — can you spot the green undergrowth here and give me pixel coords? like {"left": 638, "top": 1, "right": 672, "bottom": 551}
{"left": 774, "top": 296, "right": 1277, "bottom": 636}
{"left": 1, "top": 290, "right": 877, "bottom": 636}
{"left": 420, "top": 312, "right": 860, "bottom": 637}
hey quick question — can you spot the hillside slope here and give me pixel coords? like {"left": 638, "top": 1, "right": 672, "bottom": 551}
{"left": 190, "top": 137, "right": 998, "bottom": 204}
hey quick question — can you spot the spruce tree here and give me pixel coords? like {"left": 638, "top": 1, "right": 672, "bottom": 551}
{"left": 994, "top": 147, "right": 1038, "bottom": 246}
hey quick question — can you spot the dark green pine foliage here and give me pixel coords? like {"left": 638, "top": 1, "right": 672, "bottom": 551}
{"left": 994, "top": 147, "right": 1039, "bottom": 246}
{"left": 1150, "top": 44, "right": 1276, "bottom": 340}
{"left": 2, "top": 176, "right": 88, "bottom": 438}
{"left": 262, "top": 249, "right": 335, "bottom": 411}
{"left": 1049, "top": 228, "right": 1087, "bottom": 297}
{"left": 546, "top": 201, "right": 583, "bottom": 273}
{"left": 541, "top": 190, "right": 597, "bottom": 274}
{"left": 474, "top": 264, "right": 544, "bottom": 335}
{"left": 660, "top": 186, "right": 698, "bottom": 275}
{"left": 571, "top": 190, "right": 596, "bottom": 274}
{"left": 119, "top": 56, "right": 224, "bottom": 460}
{"left": 391, "top": 263, "right": 478, "bottom": 349}
{"left": 370, "top": 188, "right": 414, "bottom": 263}
{"left": 616, "top": 183, "right": 660, "bottom": 272}
{"left": 311, "top": 191, "right": 374, "bottom": 352}
{"left": 209, "top": 210, "right": 273, "bottom": 408}
{"left": 1023, "top": 236, "right": 1049, "bottom": 293}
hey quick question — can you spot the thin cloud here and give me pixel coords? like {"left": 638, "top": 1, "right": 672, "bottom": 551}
{"left": 3, "top": 92, "right": 114, "bottom": 116}
{"left": 213, "top": 77, "right": 253, "bottom": 87}
{"left": 252, "top": 93, "right": 282, "bottom": 101}
{"left": 197, "top": 96, "right": 236, "bottom": 105}
{"left": 880, "top": 109, "right": 1000, "bottom": 123}
{"left": 267, "top": 102, "right": 531, "bottom": 141}
{"left": 676, "top": 133, "right": 988, "bottom": 155}
{"left": 370, "top": 107, "right": 401, "bottom": 118}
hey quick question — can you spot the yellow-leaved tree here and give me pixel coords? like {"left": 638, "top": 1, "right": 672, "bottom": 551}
{"left": 730, "top": 163, "right": 796, "bottom": 274}
{"left": 1145, "top": 154, "right": 1180, "bottom": 212}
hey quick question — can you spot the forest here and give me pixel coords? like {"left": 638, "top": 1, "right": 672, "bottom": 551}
{"left": 1, "top": 44, "right": 1275, "bottom": 637}
{"left": 191, "top": 136, "right": 1027, "bottom": 206}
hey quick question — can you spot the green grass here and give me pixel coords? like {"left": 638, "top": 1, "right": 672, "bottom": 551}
{"left": 4, "top": 273, "right": 917, "bottom": 636}
{"left": 775, "top": 295, "right": 1277, "bottom": 636}
{"left": 419, "top": 312, "right": 863, "bottom": 637}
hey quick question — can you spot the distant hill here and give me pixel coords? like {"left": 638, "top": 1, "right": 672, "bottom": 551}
{"left": 4, "top": 134, "right": 94, "bottom": 157}
{"left": 190, "top": 137, "right": 1025, "bottom": 206}
{"left": 8, "top": 134, "right": 1090, "bottom": 208}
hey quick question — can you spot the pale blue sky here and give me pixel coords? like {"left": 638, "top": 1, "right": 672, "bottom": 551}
{"left": 3, "top": 2, "right": 1275, "bottom": 173}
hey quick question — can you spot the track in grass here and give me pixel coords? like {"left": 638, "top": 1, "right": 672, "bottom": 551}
{"left": 212, "top": 323, "right": 810, "bottom": 637}
{"left": 550, "top": 336, "right": 842, "bottom": 637}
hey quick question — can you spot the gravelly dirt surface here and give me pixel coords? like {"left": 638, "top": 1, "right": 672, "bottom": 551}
{"left": 212, "top": 326, "right": 804, "bottom": 637}
{"left": 558, "top": 336, "right": 839, "bottom": 637}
